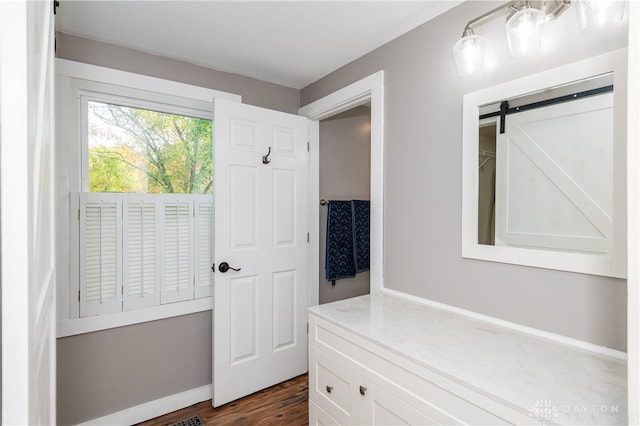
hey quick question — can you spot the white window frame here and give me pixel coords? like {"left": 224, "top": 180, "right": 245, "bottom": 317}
{"left": 56, "top": 59, "right": 241, "bottom": 337}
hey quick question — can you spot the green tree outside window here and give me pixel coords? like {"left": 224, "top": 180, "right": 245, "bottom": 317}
{"left": 88, "top": 101, "right": 212, "bottom": 194}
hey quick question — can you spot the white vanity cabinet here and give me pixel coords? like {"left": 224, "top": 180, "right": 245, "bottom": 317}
{"left": 308, "top": 293, "right": 627, "bottom": 426}
{"left": 308, "top": 313, "right": 527, "bottom": 425}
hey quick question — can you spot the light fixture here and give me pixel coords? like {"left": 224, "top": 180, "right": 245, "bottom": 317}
{"left": 453, "top": 0, "right": 571, "bottom": 76}
{"left": 505, "top": 4, "right": 545, "bottom": 57}
{"left": 577, "top": 0, "right": 626, "bottom": 32}
{"left": 452, "top": 29, "right": 485, "bottom": 77}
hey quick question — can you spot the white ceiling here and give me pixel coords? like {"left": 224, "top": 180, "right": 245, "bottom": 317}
{"left": 55, "top": 1, "right": 462, "bottom": 89}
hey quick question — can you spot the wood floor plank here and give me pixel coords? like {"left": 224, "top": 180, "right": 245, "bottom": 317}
{"left": 136, "top": 374, "right": 308, "bottom": 426}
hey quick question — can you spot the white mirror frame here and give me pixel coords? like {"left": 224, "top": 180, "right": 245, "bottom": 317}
{"left": 462, "top": 49, "right": 627, "bottom": 278}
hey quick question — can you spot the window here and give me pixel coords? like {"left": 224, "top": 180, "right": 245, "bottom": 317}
{"left": 87, "top": 101, "right": 212, "bottom": 194}
{"left": 53, "top": 61, "right": 244, "bottom": 336}
{"left": 56, "top": 60, "right": 240, "bottom": 336}
{"left": 75, "top": 94, "right": 215, "bottom": 318}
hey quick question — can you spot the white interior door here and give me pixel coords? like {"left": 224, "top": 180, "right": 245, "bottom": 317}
{"left": 1, "top": 1, "right": 56, "bottom": 424}
{"left": 213, "top": 99, "right": 310, "bottom": 407}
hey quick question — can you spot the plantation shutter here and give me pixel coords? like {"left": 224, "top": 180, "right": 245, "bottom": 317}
{"left": 194, "top": 195, "right": 214, "bottom": 299}
{"left": 80, "top": 193, "right": 122, "bottom": 316}
{"left": 77, "top": 193, "right": 213, "bottom": 317}
{"left": 161, "top": 197, "right": 193, "bottom": 304}
{"left": 123, "top": 195, "right": 159, "bottom": 311}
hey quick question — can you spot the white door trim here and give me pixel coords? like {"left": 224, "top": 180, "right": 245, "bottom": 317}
{"left": 627, "top": 1, "right": 640, "bottom": 420}
{"left": 1, "top": 2, "right": 31, "bottom": 420}
{"left": 299, "top": 70, "right": 385, "bottom": 306}
{"left": 2, "top": 1, "right": 57, "bottom": 422}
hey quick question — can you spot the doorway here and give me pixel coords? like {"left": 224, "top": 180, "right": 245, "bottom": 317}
{"left": 299, "top": 70, "right": 385, "bottom": 307}
{"left": 318, "top": 106, "right": 371, "bottom": 304}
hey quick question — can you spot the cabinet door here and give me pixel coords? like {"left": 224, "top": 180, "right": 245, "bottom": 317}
{"left": 361, "top": 381, "right": 442, "bottom": 426}
{"left": 309, "top": 347, "right": 355, "bottom": 424}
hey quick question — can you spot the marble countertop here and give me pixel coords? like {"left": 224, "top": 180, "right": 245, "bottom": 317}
{"left": 308, "top": 292, "right": 627, "bottom": 425}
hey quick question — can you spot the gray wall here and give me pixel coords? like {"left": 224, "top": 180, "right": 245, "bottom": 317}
{"left": 55, "top": 33, "right": 299, "bottom": 114}
{"left": 55, "top": 34, "right": 300, "bottom": 425}
{"left": 57, "top": 312, "right": 211, "bottom": 425}
{"left": 301, "top": 1, "right": 628, "bottom": 351}
{"left": 319, "top": 106, "right": 371, "bottom": 304}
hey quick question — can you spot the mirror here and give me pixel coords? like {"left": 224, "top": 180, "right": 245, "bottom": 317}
{"left": 462, "top": 50, "right": 627, "bottom": 278}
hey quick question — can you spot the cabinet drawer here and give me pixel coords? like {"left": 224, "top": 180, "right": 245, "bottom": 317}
{"left": 309, "top": 347, "right": 354, "bottom": 425}
{"left": 309, "top": 399, "right": 341, "bottom": 426}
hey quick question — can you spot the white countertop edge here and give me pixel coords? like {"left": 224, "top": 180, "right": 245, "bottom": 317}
{"left": 380, "top": 288, "right": 627, "bottom": 361}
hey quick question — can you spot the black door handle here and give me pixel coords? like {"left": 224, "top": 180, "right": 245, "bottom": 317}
{"left": 218, "top": 262, "right": 241, "bottom": 273}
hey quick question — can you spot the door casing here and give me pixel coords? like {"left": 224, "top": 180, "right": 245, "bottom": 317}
{"left": 299, "top": 71, "right": 385, "bottom": 306}
{"left": 1, "top": 1, "right": 57, "bottom": 423}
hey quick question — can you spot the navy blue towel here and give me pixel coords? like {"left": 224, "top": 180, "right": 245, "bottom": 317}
{"left": 325, "top": 200, "right": 370, "bottom": 284}
{"left": 351, "top": 200, "right": 370, "bottom": 273}
{"left": 325, "top": 201, "right": 356, "bottom": 283}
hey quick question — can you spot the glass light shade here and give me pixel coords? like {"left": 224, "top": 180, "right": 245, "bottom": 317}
{"left": 505, "top": 7, "right": 545, "bottom": 57}
{"left": 577, "top": 0, "right": 625, "bottom": 32}
{"left": 452, "top": 34, "right": 484, "bottom": 77}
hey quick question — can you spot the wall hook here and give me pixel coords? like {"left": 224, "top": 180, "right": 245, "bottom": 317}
{"left": 262, "top": 146, "right": 272, "bottom": 164}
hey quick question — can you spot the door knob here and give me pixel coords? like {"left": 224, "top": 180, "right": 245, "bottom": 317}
{"left": 218, "top": 262, "right": 241, "bottom": 273}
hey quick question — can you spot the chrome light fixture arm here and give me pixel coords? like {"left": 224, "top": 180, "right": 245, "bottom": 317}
{"left": 544, "top": 0, "right": 572, "bottom": 22}
{"left": 461, "top": 0, "right": 519, "bottom": 37}
{"left": 461, "top": 1, "right": 570, "bottom": 37}
{"left": 453, "top": 0, "right": 573, "bottom": 77}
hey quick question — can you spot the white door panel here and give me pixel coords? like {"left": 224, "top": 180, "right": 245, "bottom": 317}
{"left": 229, "top": 165, "right": 259, "bottom": 250}
{"left": 273, "top": 169, "right": 297, "bottom": 246}
{"left": 273, "top": 270, "right": 296, "bottom": 351}
{"left": 229, "top": 275, "right": 259, "bottom": 364}
{"left": 1, "top": 1, "right": 56, "bottom": 423}
{"left": 213, "top": 99, "right": 309, "bottom": 407}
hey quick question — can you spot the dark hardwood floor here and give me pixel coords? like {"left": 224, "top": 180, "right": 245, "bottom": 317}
{"left": 136, "top": 374, "right": 309, "bottom": 426}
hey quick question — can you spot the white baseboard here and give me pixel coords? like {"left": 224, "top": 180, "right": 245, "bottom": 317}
{"left": 382, "top": 288, "right": 627, "bottom": 360}
{"left": 77, "top": 384, "right": 212, "bottom": 426}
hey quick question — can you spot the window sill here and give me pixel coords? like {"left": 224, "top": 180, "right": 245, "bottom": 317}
{"left": 57, "top": 297, "right": 212, "bottom": 338}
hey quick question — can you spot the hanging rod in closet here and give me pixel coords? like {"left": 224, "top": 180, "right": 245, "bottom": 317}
{"left": 320, "top": 199, "right": 370, "bottom": 205}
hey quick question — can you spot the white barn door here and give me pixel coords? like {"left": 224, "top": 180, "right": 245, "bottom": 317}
{"left": 1, "top": 0, "right": 56, "bottom": 424}
{"left": 495, "top": 93, "right": 614, "bottom": 254}
{"left": 213, "top": 99, "right": 309, "bottom": 407}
